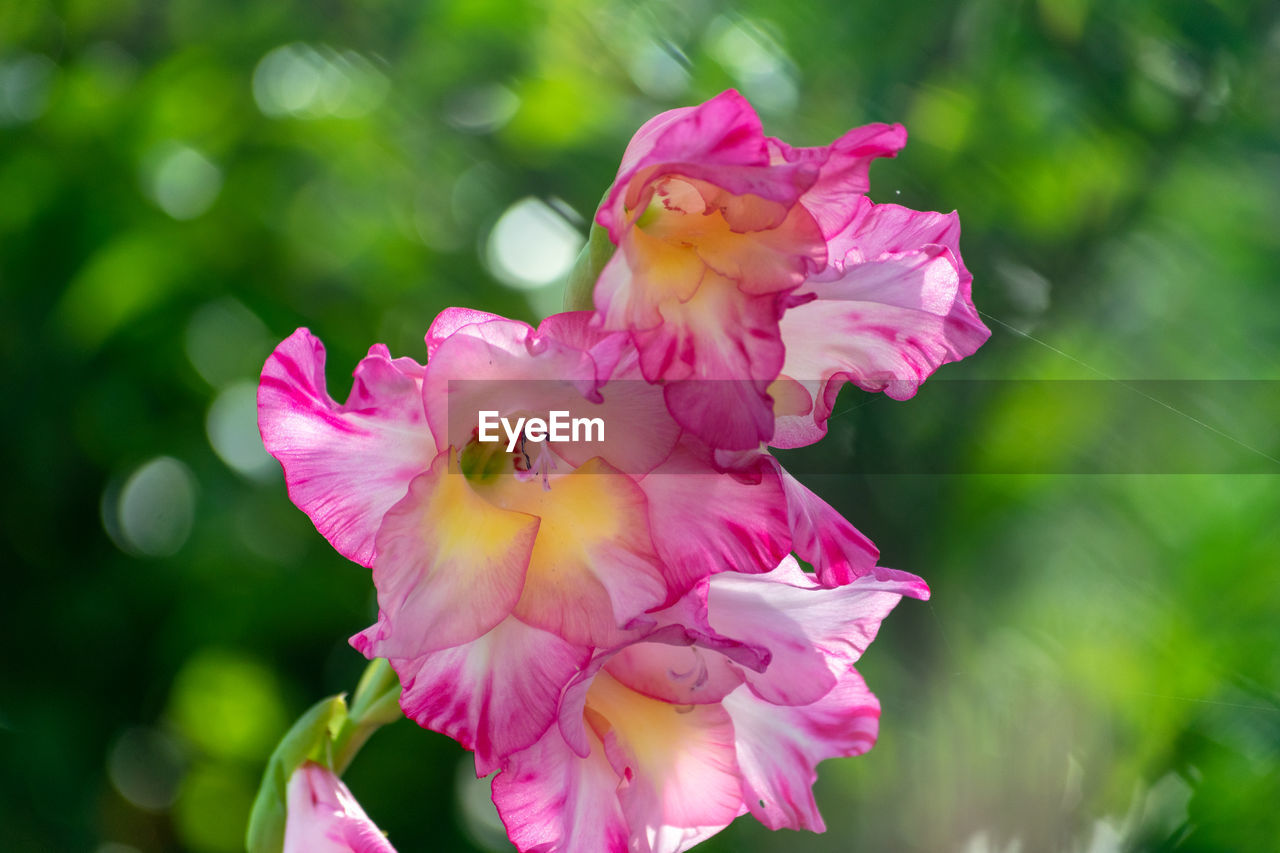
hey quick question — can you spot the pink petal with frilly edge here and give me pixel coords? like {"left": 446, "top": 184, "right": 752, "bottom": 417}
{"left": 354, "top": 616, "right": 589, "bottom": 776}
{"left": 258, "top": 328, "right": 437, "bottom": 567}
{"left": 722, "top": 667, "right": 882, "bottom": 832}
{"left": 704, "top": 557, "right": 922, "bottom": 706}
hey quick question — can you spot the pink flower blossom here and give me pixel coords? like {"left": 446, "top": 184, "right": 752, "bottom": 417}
{"left": 592, "top": 89, "right": 907, "bottom": 450}
{"left": 591, "top": 89, "right": 988, "bottom": 451}
{"left": 256, "top": 90, "right": 975, "bottom": 853}
{"left": 259, "top": 310, "right": 796, "bottom": 774}
{"left": 491, "top": 558, "right": 926, "bottom": 852}
{"left": 283, "top": 762, "right": 395, "bottom": 853}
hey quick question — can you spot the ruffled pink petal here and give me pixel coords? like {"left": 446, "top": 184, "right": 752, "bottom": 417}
{"left": 589, "top": 672, "right": 743, "bottom": 837}
{"left": 258, "top": 328, "right": 437, "bottom": 567}
{"left": 644, "top": 821, "right": 742, "bottom": 853}
{"left": 722, "top": 667, "right": 881, "bottom": 832}
{"left": 354, "top": 616, "right": 588, "bottom": 776}
{"left": 284, "top": 762, "right": 395, "bottom": 853}
{"left": 639, "top": 443, "right": 791, "bottom": 599}
{"left": 582, "top": 376, "right": 685, "bottom": 476}
{"left": 775, "top": 244, "right": 990, "bottom": 446}
{"left": 766, "top": 122, "right": 908, "bottom": 241}
{"left": 535, "top": 311, "right": 629, "bottom": 383}
{"left": 424, "top": 307, "right": 506, "bottom": 359}
{"left": 359, "top": 451, "right": 537, "bottom": 656}
{"left": 628, "top": 272, "right": 785, "bottom": 449}
{"left": 635, "top": 176, "right": 826, "bottom": 296}
{"left": 492, "top": 726, "right": 631, "bottom": 853}
{"left": 508, "top": 458, "right": 668, "bottom": 648}
{"left": 771, "top": 457, "right": 883, "bottom": 587}
{"left": 818, "top": 199, "right": 971, "bottom": 285}
{"left": 704, "top": 557, "right": 922, "bottom": 706}
{"left": 593, "top": 225, "right": 705, "bottom": 333}
{"left": 842, "top": 202, "right": 987, "bottom": 370}
{"left": 600, "top": 90, "right": 771, "bottom": 241}
{"left": 422, "top": 315, "right": 598, "bottom": 451}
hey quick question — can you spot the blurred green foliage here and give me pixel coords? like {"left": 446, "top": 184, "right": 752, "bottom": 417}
{"left": 2, "top": 0, "right": 1279, "bottom": 850}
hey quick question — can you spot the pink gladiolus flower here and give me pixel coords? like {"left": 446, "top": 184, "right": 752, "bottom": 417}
{"left": 593, "top": 89, "right": 908, "bottom": 450}
{"left": 259, "top": 310, "right": 795, "bottom": 774}
{"left": 491, "top": 557, "right": 926, "bottom": 852}
{"left": 283, "top": 762, "right": 395, "bottom": 853}
{"left": 592, "top": 89, "right": 988, "bottom": 451}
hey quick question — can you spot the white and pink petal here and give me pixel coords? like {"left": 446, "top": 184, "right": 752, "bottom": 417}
{"left": 722, "top": 667, "right": 882, "bottom": 832}
{"left": 703, "top": 556, "right": 925, "bottom": 705}
{"left": 258, "top": 328, "right": 437, "bottom": 567}
{"left": 774, "top": 245, "right": 990, "bottom": 447}
{"left": 639, "top": 444, "right": 792, "bottom": 598}
{"left": 771, "top": 459, "right": 884, "bottom": 587}
{"left": 498, "top": 458, "right": 669, "bottom": 648}
{"left": 492, "top": 726, "right": 631, "bottom": 853}
{"left": 354, "top": 616, "right": 588, "bottom": 776}
{"left": 358, "top": 452, "right": 537, "bottom": 657}
{"left": 766, "top": 121, "right": 908, "bottom": 241}
{"left": 588, "top": 672, "right": 743, "bottom": 845}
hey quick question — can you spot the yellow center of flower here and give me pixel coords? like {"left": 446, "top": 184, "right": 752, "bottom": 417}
{"left": 584, "top": 670, "right": 697, "bottom": 768}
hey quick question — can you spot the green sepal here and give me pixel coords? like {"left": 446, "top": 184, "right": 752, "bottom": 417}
{"left": 246, "top": 694, "right": 349, "bottom": 853}
{"left": 348, "top": 657, "right": 403, "bottom": 727}
{"left": 562, "top": 219, "right": 615, "bottom": 312}
{"left": 332, "top": 657, "right": 403, "bottom": 774}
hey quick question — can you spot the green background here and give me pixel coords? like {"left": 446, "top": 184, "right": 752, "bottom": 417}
{"left": 3, "top": 0, "right": 1278, "bottom": 850}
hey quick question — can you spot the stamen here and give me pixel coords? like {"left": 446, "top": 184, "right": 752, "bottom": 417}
{"left": 513, "top": 437, "right": 558, "bottom": 491}
{"left": 666, "top": 648, "right": 710, "bottom": 696}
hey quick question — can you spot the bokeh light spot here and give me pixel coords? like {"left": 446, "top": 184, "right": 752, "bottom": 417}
{"left": 168, "top": 649, "right": 287, "bottom": 762}
{"left": 628, "top": 40, "right": 690, "bottom": 99}
{"left": 0, "top": 53, "right": 56, "bottom": 125}
{"left": 705, "top": 16, "right": 796, "bottom": 114}
{"left": 107, "top": 726, "right": 186, "bottom": 812}
{"left": 484, "top": 197, "right": 584, "bottom": 290}
{"left": 142, "top": 142, "right": 223, "bottom": 220}
{"left": 445, "top": 83, "right": 519, "bottom": 133}
{"left": 55, "top": 231, "right": 184, "bottom": 350}
{"left": 909, "top": 87, "right": 974, "bottom": 152}
{"left": 206, "top": 380, "right": 276, "bottom": 480}
{"left": 184, "top": 298, "right": 272, "bottom": 388}
{"left": 252, "top": 43, "right": 389, "bottom": 120}
{"left": 173, "top": 763, "right": 256, "bottom": 853}
{"left": 112, "top": 456, "right": 197, "bottom": 558}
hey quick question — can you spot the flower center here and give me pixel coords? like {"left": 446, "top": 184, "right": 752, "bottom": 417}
{"left": 458, "top": 419, "right": 564, "bottom": 494}
{"left": 636, "top": 176, "right": 708, "bottom": 233}
{"left": 458, "top": 429, "right": 511, "bottom": 484}
{"left": 513, "top": 435, "right": 557, "bottom": 491}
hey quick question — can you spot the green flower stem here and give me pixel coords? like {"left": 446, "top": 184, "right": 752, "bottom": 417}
{"left": 331, "top": 658, "right": 403, "bottom": 774}
{"left": 349, "top": 657, "right": 403, "bottom": 726}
